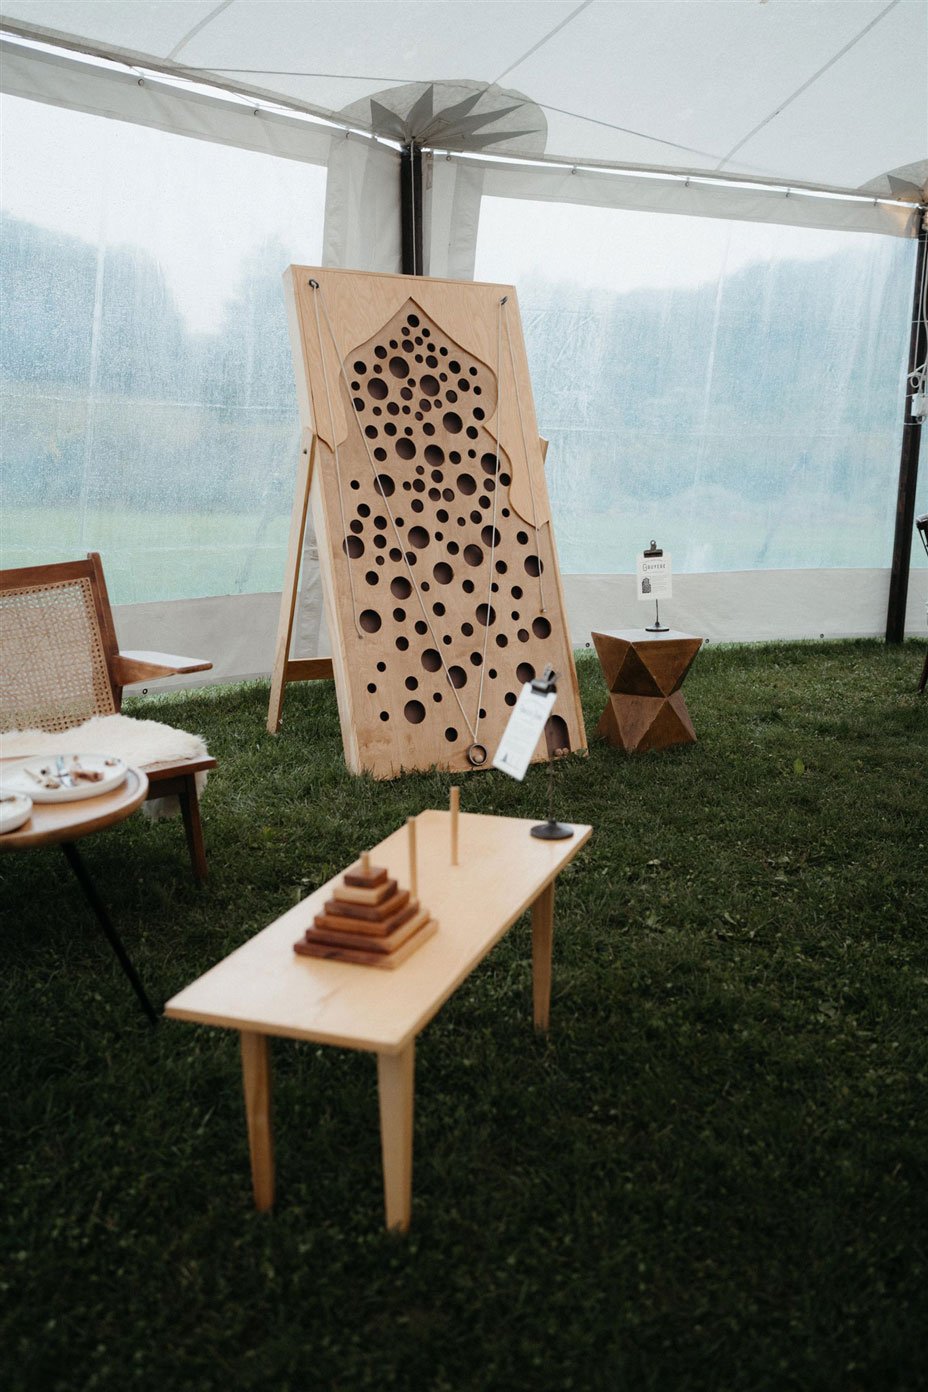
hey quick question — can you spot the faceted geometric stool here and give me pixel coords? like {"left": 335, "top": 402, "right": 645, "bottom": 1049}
{"left": 592, "top": 628, "right": 704, "bottom": 754}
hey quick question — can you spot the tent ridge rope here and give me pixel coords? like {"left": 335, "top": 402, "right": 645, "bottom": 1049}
{"left": 533, "top": 100, "right": 723, "bottom": 162}
{"left": 197, "top": 68, "right": 413, "bottom": 82}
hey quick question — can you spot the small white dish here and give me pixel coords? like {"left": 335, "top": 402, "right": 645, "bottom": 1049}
{"left": 0, "top": 791, "right": 33, "bottom": 834}
{"left": 0, "top": 755, "right": 128, "bottom": 804}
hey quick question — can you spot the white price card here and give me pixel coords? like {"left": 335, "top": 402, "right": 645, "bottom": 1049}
{"left": 492, "top": 683, "right": 557, "bottom": 782}
{"left": 636, "top": 551, "right": 672, "bottom": 601}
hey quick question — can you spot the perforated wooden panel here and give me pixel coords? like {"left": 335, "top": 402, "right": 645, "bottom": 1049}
{"left": 0, "top": 577, "right": 116, "bottom": 733}
{"left": 285, "top": 267, "right": 585, "bottom": 778}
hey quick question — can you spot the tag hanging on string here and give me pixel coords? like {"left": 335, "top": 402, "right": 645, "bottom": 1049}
{"left": 492, "top": 682, "right": 557, "bottom": 782}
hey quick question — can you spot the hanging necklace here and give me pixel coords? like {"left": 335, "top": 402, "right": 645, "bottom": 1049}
{"left": 309, "top": 278, "right": 544, "bottom": 766}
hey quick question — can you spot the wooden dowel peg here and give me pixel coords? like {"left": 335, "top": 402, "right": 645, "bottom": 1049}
{"left": 406, "top": 817, "right": 418, "bottom": 900}
{"left": 361, "top": 851, "right": 370, "bottom": 875}
{"left": 449, "top": 786, "right": 460, "bottom": 866}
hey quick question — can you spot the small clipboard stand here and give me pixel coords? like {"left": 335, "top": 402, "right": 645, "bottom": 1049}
{"left": 643, "top": 541, "right": 669, "bottom": 632}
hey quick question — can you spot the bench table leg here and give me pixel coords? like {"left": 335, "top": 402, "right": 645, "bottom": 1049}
{"left": 240, "top": 1030, "right": 274, "bottom": 1211}
{"left": 377, "top": 1042, "right": 415, "bottom": 1233}
{"left": 532, "top": 881, "right": 555, "bottom": 1032}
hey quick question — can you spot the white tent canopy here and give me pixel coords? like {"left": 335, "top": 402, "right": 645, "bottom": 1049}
{"left": 0, "top": 2, "right": 925, "bottom": 679}
{"left": 1, "top": 0, "right": 925, "bottom": 210}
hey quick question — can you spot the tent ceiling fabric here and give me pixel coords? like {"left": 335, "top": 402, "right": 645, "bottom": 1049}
{"left": 1, "top": 1, "right": 925, "bottom": 200}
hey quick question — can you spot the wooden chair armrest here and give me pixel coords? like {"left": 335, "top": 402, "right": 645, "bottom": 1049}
{"left": 113, "top": 650, "right": 213, "bottom": 685}
{"left": 144, "top": 755, "right": 217, "bottom": 781}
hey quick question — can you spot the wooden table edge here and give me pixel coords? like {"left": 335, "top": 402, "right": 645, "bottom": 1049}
{"left": 164, "top": 820, "right": 593, "bottom": 1054}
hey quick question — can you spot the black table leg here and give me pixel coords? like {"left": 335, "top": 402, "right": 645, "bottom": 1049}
{"left": 59, "top": 841, "right": 159, "bottom": 1025}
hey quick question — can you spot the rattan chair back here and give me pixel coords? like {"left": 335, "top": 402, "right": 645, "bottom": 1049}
{"left": 1, "top": 558, "right": 118, "bottom": 734}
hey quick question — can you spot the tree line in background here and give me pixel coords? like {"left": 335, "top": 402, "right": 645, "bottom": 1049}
{"left": 0, "top": 212, "right": 912, "bottom": 539}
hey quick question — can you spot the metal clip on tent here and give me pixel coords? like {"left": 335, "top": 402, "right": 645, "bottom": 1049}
{"left": 643, "top": 539, "right": 669, "bottom": 632}
{"left": 530, "top": 666, "right": 574, "bottom": 842}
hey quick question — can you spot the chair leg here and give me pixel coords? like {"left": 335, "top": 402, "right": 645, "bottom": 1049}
{"left": 178, "top": 773, "right": 208, "bottom": 884}
{"left": 919, "top": 645, "right": 928, "bottom": 695}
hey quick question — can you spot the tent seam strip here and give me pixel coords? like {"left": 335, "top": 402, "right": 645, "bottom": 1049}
{"left": 167, "top": 0, "right": 237, "bottom": 63}
{"left": 490, "top": 0, "right": 595, "bottom": 87}
{"left": 717, "top": 0, "right": 903, "bottom": 170}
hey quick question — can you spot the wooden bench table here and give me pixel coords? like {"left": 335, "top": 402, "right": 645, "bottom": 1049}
{"left": 165, "top": 809, "right": 591, "bottom": 1231}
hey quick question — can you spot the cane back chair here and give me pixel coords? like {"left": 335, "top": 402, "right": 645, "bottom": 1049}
{"left": 0, "top": 553, "right": 216, "bottom": 881}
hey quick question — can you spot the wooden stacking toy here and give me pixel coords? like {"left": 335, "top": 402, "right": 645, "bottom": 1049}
{"left": 294, "top": 844, "right": 437, "bottom": 969}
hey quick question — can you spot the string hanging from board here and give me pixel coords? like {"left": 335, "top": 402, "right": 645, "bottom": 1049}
{"left": 278, "top": 265, "right": 587, "bottom": 779}
{"left": 311, "top": 281, "right": 530, "bottom": 766}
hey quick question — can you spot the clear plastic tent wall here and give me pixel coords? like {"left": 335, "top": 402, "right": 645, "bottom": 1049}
{"left": 0, "top": 95, "right": 338, "bottom": 680}
{"left": 0, "top": 4, "right": 925, "bottom": 680}
{"left": 473, "top": 196, "right": 922, "bottom": 641}
{"left": 1, "top": 98, "right": 325, "bottom": 605}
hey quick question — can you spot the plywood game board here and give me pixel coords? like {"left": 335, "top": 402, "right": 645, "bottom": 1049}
{"left": 276, "top": 267, "right": 585, "bottom": 778}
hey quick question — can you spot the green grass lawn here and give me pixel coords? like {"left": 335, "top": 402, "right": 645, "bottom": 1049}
{"left": 2, "top": 640, "right": 926, "bottom": 1392}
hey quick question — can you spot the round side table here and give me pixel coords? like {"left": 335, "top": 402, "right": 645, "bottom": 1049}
{"left": 0, "top": 766, "right": 157, "bottom": 1022}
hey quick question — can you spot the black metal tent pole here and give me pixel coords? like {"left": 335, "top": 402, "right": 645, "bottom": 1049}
{"left": 400, "top": 142, "right": 424, "bottom": 276}
{"left": 886, "top": 210, "right": 927, "bottom": 643}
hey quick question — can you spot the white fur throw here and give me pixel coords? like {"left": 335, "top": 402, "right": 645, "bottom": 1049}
{"left": 0, "top": 714, "right": 209, "bottom": 819}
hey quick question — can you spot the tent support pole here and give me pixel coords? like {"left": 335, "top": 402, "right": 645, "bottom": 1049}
{"left": 400, "top": 143, "right": 423, "bottom": 276}
{"left": 886, "top": 211, "right": 927, "bottom": 643}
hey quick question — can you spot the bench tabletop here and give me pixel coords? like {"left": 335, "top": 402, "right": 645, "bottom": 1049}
{"left": 165, "top": 810, "right": 591, "bottom": 1054}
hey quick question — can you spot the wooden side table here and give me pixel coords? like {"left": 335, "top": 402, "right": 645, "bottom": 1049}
{"left": 592, "top": 628, "right": 703, "bottom": 753}
{"left": 166, "top": 810, "right": 592, "bottom": 1232}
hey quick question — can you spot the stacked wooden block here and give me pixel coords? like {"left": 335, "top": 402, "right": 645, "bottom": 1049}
{"left": 294, "top": 854, "right": 436, "bottom": 968}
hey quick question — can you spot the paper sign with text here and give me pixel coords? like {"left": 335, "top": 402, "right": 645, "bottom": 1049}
{"left": 492, "top": 683, "right": 557, "bottom": 781}
{"left": 637, "top": 551, "right": 672, "bottom": 601}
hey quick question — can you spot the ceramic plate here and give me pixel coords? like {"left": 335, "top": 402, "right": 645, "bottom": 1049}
{"left": 0, "top": 755, "right": 128, "bottom": 803}
{"left": 0, "top": 791, "right": 33, "bottom": 833}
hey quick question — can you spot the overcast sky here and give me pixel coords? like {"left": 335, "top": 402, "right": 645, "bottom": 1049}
{"left": 2, "top": 94, "right": 882, "bottom": 336}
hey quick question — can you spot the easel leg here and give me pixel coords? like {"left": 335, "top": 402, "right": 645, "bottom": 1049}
{"left": 268, "top": 431, "right": 316, "bottom": 734}
{"left": 240, "top": 1031, "right": 274, "bottom": 1211}
{"left": 532, "top": 881, "right": 555, "bottom": 1032}
{"left": 377, "top": 1043, "right": 415, "bottom": 1233}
